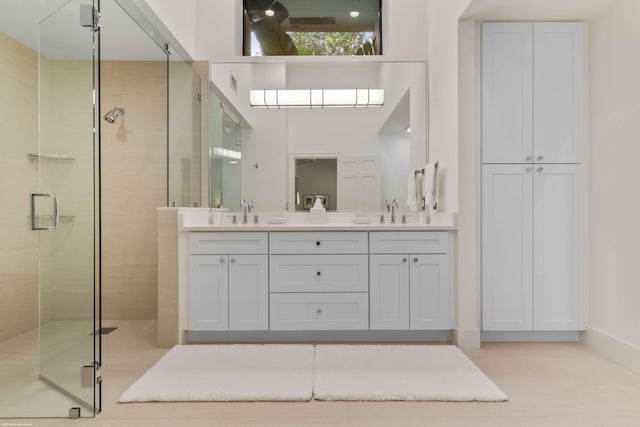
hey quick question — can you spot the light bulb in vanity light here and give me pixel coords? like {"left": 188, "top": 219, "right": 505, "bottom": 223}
{"left": 265, "top": 9, "right": 275, "bottom": 16}
{"left": 350, "top": 10, "right": 360, "bottom": 18}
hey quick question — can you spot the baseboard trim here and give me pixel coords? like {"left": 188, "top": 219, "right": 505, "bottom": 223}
{"left": 481, "top": 331, "right": 581, "bottom": 342}
{"left": 583, "top": 327, "right": 640, "bottom": 374}
{"left": 185, "top": 330, "right": 452, "bottom": 343}
{"left": 453, "top": 328, "right": 481, "bottom": 349}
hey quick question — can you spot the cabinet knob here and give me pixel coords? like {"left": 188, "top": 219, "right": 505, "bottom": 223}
{"left": 316, "top": 241, "right": 321, "bottom": 246}
{"left": 402, "top": 258, "right": 408, "bottom": 263}
{"left": 316, "top": 308, "right": 322, "bottom": 316}
{"left": 537, "top": 155, "right": 544, "bottom": 161}
{"left": 230, "top": 258, "right": 236, "bottom": 263}
{"left": 537, "top": 166, "right": 544, "bottom": 172}
{"left": 220, "top": 258, "right": 225, "bottom": 263}
{"left": 526, "top": 167, "right": 533, "bottom": 173}
{"left": 316, "top": 271, "right": 322, "bottom": 276}
{"left": 526, "top": 155, "right": 533, "bottom": 161}
{"left": 413, "top": 258, "right": 418, "bottom": 263}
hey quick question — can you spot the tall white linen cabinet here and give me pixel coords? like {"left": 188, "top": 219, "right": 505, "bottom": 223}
{"left": 481, "top": 22, "right": 585, "bottom": 335}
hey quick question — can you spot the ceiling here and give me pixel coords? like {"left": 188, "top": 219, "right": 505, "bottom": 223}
{"left": 460, "top": 0, "right": 624, "bottom": 20}
{"left": 0, "top": 0, "right": 166, "bottom": 60}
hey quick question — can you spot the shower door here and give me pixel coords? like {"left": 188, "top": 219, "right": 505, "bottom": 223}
{"left": 34, "top": 0, "right": 100, "bottom": 416}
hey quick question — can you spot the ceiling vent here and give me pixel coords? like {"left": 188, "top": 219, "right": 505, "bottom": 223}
{"left": 288, "top": 17, "right": 336, "bottom": 26}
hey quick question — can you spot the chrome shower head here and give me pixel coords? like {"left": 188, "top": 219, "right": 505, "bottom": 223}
{"left": 103, "top": 107, "right": 125, "bottom": 124}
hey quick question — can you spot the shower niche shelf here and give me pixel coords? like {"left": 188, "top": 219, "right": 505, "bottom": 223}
{"left": 27, "top": 153, "right": 75, "bottom": 162}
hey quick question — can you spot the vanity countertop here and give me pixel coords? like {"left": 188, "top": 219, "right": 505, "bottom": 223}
{"left": 173, "top": 208, "right": 457, "bottom": 232}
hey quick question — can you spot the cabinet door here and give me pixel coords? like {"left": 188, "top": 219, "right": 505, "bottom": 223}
{"left": 369, "top": 255, "right": 409, "bottom": 330}
{"left": 229, "top": 255, "right": 268, "bottom": 331}
{"left": 189, "top": 255, "right": 228, "bottom": 331}
{"left": 482, "top": 23, "right": 534, "bottom": 164}
{"left": 533, "top": 165, "right": 584, "bottom": 330}
{"left": 482, "top": 165, "right": 534, "bottom": 331}
{"left": 410, "top": 254, "right": 451, "bottom": 330}
{"left": 340, "top": 156, "right": 381, "bottom": 211}
{"left": 533, "top": 23, "right": 584, "bottom": 164}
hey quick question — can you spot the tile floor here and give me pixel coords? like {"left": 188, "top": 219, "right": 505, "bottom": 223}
{"left": 1, "top": 320, "right": 639, "bottom": 427}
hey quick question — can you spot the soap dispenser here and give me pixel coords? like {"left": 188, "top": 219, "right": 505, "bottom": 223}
{"left": 309, "top": 196, "right": 327, "bottom": 224}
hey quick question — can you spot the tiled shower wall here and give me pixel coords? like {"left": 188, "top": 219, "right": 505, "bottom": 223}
{"left": 101, "top": 60, "right": 168, "bottom": 320}
{"left": 2, "top": 33, "right": 178, "bottom": 327}
{"left": 0, "top": 31, "right": 39, "bottom": 342}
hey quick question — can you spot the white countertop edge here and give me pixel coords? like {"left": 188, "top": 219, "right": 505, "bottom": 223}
{"left": 180, "top": 224, "right": 457, "bottom": 232}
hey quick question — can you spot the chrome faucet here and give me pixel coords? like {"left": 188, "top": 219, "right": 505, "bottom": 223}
{"left": 391, "top": 199, "right": 399, "bottom": 224}
{"left": 385, "top": 200, "right": 391, "bottom": 212}
{"left": 248, "top": 200, "right": 254, "bottom": 213}
{"left": 240, "top": 200, "right": 248, "bottom": 224}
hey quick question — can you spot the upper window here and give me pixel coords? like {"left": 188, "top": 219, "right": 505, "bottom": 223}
{"left": 243, "top": 0, "right": 382, "bottom": 56}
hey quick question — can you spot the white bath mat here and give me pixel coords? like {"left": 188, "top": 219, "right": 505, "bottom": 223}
{"left": 118, "top": 344, "right": 315, "bottom": 402}
{"left": 313, "top": 345, "right": 507, "bottom": 401}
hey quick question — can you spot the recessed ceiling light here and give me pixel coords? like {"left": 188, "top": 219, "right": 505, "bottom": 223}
{"left": 265, "top": 9, "right": 275, "bottom": 17}
{"left": 350, "top": 10, "right": 360, "bottom": 18}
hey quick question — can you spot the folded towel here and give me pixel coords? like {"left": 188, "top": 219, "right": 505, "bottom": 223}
{"left": 407, "top": 171, "right": 418, "bottom": 211}
{"left": 423, "top": 161, "right": 439, "bottom": 210}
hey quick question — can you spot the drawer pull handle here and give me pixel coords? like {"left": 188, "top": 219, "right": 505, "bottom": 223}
{"left": 316, "top": 241, "right": 321, "bottom": 246}
{"left": 402, "top": 258, "right": 408, "bottom": 263}
{"left": 316, "top": 271, "right": 322, "bottom": 276}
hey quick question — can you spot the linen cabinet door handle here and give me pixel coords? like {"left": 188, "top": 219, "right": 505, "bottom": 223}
{"left": 537, "top": 167, "right": 544, "bottom": 172}
{"left": 537, "top": 155, "right": 544, "bottom": 161}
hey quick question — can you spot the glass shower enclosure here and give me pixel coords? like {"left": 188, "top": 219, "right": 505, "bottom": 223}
{"left": 0, "top": 0, "right": 100, "bottom": 418}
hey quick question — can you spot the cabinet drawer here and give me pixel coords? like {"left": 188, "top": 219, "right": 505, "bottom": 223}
{"left": 189, "top": 232, "right": 268, "bottom": 255}
{"left": 270, "top": 293, "right": 368, "bottom": 330}
{"left": 270, "top": 255, "right": 368, "bottom": 292}
{"left": 369, "top": 231, "right": 449, "bottom": 254}
{"left": 269, "top": 232, "right": 368, "bottom": 254}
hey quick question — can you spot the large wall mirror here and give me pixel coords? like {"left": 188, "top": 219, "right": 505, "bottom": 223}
{"left": 209, "top": 60, "right": 428, "bottom": 212}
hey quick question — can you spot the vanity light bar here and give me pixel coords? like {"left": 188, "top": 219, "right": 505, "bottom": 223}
{"left": 212, "top": 147, "right": 241, "bottom": 160}
{"left": 249, "top": 89, "right": 384, "bottom": 108}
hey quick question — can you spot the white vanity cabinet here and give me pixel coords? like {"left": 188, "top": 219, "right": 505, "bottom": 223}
{"left": 369, "top": 232, "right": 451, "bottom": 330}
{"left": 269, "top": 232, "right": 369, "bottom": 331}
{"left": 189, "top": 233, "right": 268, "bottom": 331}
{"left": 185, "top": 229, "right": 455, "bottom": 338}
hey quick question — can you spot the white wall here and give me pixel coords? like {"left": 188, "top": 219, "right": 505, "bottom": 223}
{"left": 426, "top": 0, "right": 473, "bottom": 214}
{"left": 588, "top": 0, "right": 640, "bottom": 349}
{"left": 380, "top": 133, "right": 410, "bottom": 208}
{"left": 143, "top": 0, "right": 198, "bottom": 58}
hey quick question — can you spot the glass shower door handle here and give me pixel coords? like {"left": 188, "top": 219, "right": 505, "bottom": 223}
{"left": 30, "top": 193, "right": 59, "bottom": 231}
